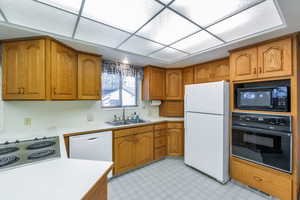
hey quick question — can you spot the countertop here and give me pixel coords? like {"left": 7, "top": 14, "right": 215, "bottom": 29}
{"left": 0, "top": 158, "right": 113, "bottom": 200}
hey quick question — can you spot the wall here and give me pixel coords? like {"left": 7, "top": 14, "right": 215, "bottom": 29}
{"left": 0, "top": 55, "right": 159, "bottom": 135}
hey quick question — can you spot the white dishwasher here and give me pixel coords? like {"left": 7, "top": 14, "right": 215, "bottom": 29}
{"left": 69, "top": 131, "right": 113, "bottom": 177}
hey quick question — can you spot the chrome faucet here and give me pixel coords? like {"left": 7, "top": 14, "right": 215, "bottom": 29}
{"left": 122, "top": 107, "right": 126, "bottom": 121}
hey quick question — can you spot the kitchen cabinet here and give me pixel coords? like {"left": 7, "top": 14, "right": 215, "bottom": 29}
{"left": 2, "top": 39, "right": 46, "bottom": 100}
{"left": 165, "top": 69, "right": 183, "bottom": 100}
{"left": 51, "top": 41, "right": 77, "bottom": 100}
{"left": 114, "top": 125, "right": 154, "bottom": 175}
{"left": 194, "top": 63, "right": 211, "bottom": 83}
{"left": 142, "top": 66, "right": 165, "bottom": 100}
{"left": 78, "top": 53, "right": 101, "bottom": 100}
{"left": 230, "top": 48, "right": 258, "bottom": 81}
{"left": 167, "top": 122, "right": 184, "bottom": 156}
{"left": 159, "top": 101, "right": 184, "bottom": 117}
{"left": 183, "top": 67, "right": 194, "bottom": 85}
{"left": 230, "top": 37, "right": 292, "bottom": 81}
{"left": 154, "top": 123, "right": 167, "bottom": 160}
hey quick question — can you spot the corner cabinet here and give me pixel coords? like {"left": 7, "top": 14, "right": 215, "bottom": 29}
{"left": 78, "top": 53, "right": 101, "bottom": 100}
{"left": 142, "top": 66, "right": 165, "bottom": 100}
{"left": 230, "top": 37, "right": 292, "bottom": 81}
{"left": 165, "top": 69, "right": 183, "bottom": 100}
{"left": 51, "top": 41, "right": 77, "bottom": 100}
{"left": 1, "top": 37, "right": 102, "bottom": 101}
{"left": 2, "top": 39, "right": 46, "bottom": 100}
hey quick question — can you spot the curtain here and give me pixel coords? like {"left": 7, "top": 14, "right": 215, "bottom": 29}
{"left": 102, "top": 59, "right": 144, "bottom": 80}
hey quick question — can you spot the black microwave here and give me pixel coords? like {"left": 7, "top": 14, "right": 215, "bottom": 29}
{"left": 236, "top": 86, "right": 290, "bottom": 112}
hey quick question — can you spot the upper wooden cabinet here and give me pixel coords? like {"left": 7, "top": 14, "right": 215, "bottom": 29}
{"left": 194, "top": 58, "right": 229, "bottom": 83}
{"left": 142, "top": 66, "right": 165, "bottom": 100}
{"left": 51, "top": 41, "right": 77, "bottom": 100}
{"left": 165, "top": 69, "right": 183, "bottom": 100}
{"left": 2, "top": 39, "right": 46, "bottom": 100}
{"left": 1, "top": 37, "right": 102, "bottom": 101}
{"left": 183, "top": 67, "right": 194, "bottom": 85}
{"left": 78, "top": 53, "right": 101, "bottom": 100}
{"left": 159, "top": 101, "right": 184, "bottom": 117}
{"left": 230, "top": 37, "right": 292, "bottom": 81}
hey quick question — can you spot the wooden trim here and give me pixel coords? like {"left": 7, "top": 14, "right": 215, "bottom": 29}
{"left": 182, "top": 56, "right": 229, "bottom": 69}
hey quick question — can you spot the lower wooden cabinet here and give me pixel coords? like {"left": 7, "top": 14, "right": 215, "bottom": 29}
{"left": 231, "top": 157, "right": 292, "bottom": 200}
{"left": 167, "top": 123, "right": 184, "bottom": 156}
{"left": 82, "top": 175, "right": 108, "bottom": 200}
{"left": 135, "top": 132, "right": 154, "bottom": 167}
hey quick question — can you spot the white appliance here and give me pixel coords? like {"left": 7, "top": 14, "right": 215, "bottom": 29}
{"left": 69, "top": 131, "right": 113, "bottom": 177}
{"left": 184, "top": 81, "right": 229, "bottom": 183}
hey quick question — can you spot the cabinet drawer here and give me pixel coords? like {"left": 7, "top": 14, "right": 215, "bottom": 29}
{"left": 154, "top": 146, "right": 166, "bottom": 160}
{"left": 154, "top": 123, "right": 166, "bottom": 130}
{"left": 154, "top": 129, "right": 166, "bottom": 138}
{"left": 167, "top": 122, "right": 183, "bottom": 129}
{"left": 231, "top": 158, "right": 292, "bottom": 200}
{"left": 114, "top": 125, "right": 153, "bottom": 138}
{"left": 154, "top": 136, "right": 166, "bottom": 148}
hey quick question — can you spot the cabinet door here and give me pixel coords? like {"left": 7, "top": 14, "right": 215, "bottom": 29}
{"left": 150, "top": 67, "right": 165, "bottom": 99}
{"left": 183, "top": 67, "right": 194, "bottom": 85}
{"left": 165, "top": 69, "right": 183, "bottom": 100}
{"left": 230, "top": 48, "right": 258, "bottom": 81}
{"left": 194, "top": 63, "right": 211, "bottom": 83}
{"left": 258, "top": 38, "right": 292, "bottom": 78}
{"left": 114, "top": 136, "right": 136, "bottom": 175}
{"left": 211, "top": 59, "right": 229, "bottom": 81}
{"left": 135, "top": 132, "right": 154, "bottom": 167}
{"left": 159, "top": 101, "right": 184, "bottom": 117}
{"left": 51, "top": 41, "right": 77, "bottom": 100}
{"left": 78, "top": 54, "right": 101, "bottom": 100}
{"left": 2, "top": 40, "right": 46, "bottom": 100}
{"left": 167, "top": 128, "right": 184, "bottom": 156}
{"left": 22, "top": 40, "right": 46, "bottom": 99}
{"left": 2, "top": 42, "right": 24, "bottom": 99}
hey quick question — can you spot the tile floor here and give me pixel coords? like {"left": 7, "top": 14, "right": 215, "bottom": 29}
{"left": 108, "top": 158, "right": 271, "bottom": 200}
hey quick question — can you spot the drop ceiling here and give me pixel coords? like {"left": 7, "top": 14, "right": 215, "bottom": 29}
{"left": 0, "top": 0, "right": 297, "bottom": 67}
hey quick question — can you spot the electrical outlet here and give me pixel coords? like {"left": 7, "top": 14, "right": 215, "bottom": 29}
{"left": 24, "top": 118, "right": 32, "bottom": 127}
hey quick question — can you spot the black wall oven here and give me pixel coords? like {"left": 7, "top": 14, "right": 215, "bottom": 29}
{"left": 236, "top": 85, "right": 289, "bottom": 112}
{"left": 232, "top": 112, "right": 292, "bottom": 173}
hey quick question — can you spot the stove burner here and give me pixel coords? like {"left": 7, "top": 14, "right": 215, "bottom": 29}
{"left": 27, "top": 141, "right": 56, "bottom": 150}
{"left": 28, "top": 150, "right": 55, "bottom": 160}
{"left": 0, "top": 155, "right": 20, "bottom": 167}
{"left": 0, "top": 147, "right": 19, "bottom": 156}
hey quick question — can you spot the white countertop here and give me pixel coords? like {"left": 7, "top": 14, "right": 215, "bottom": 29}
{"left": 0, "top": 158, "right": 113, "bottom": 200}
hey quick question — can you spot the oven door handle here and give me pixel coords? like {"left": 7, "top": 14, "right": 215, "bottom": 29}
{"left": 232, "top": 125, "right": 291, "bottom": 137}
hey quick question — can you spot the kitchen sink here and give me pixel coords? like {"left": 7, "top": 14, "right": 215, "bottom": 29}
{"left": 106, "top": 119, "right": 149, "bottom": 126}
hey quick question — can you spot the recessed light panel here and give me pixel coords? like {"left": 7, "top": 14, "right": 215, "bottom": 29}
{"left": 75, "top": 18, "right": 131, "bottom": 48}
{"left": 0, "top": 0, "right": 77, "bottom": 37}
{"left": 82, "top": 0, "right": 163, "bottom": 33}
{"left": 137, "top": 9, "right": 200, "bottom": 45}
{"left": 171, "top": 31, "right": 223, "bottom": 54}
{"left": 37, "top": 0, "right": 83, "bottom": 13}
{"left": 150, "top": 47, "right": 188, "bottom": 62}
{"left": 119, "top": 36, "right": 164, "bottom": 56}
{"left": 208, "top": 0, "right": 283, "bottom": 42}
{"left": 169, "top": 0, "right": 261, "bottom": 27}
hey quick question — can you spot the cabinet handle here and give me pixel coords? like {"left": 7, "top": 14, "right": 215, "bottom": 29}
{"left": 18, "top": 88, "right": 21, "bottom": 94}
{"left": 22, "top": 87, "right": 25, "bottom": 94}
{"left": 253, "top": 176, "right": 263, "bottom": 182}
{"left": 53, "top": 88, "right": 56, "bottom": 95}
{"left": 259, "top": 68, "right": 262, "bottom": 74}
{"left": 253, "top": 68, "right": 257, "bottom": 74}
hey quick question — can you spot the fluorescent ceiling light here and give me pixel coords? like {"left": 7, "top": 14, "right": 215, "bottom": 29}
{"left": 37, "top": 0, "right": 83, "bottom": 13}
{"left": 137, "top": 8, "right": 200, "bottom": 45}
{"left": 119, "top": 36, "right": 164, "bottom": 56}
{"left": 75, "top": 18, "right": 131, "bottom": 48}
{"left": 171, "top": 31, "right": 223, "bottom": 54}
{"left": 0, "top": 0, "right": 77, "bottom": 37}
{"left": 169, "top": 0, "right": 261, "bottom": 27}
{"left": 150, "top": 47, "right": 188, "bottom": 62}
{"left": 208, "top": 0, "right": 283, "bottom": 42}
{"left": 82, "top": 0, "right": 163, "bottom": 33}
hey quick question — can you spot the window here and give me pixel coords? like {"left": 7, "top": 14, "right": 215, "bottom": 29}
{"left": 102, "top": 72, "right": 138, "bottom": 108}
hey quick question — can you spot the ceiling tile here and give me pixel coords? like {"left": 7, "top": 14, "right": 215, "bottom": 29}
{"left": 150, "top": 47, "right": 188, "bottom": 62}
{"left": 0, "top": 0, "right": 77, "bottom": 37}
{"left": 37, "top": 0, "right": 82, "bottom": 13}
{"left": 157, "top": 0, "right": 174, "bottom": 5}
{"left": 171, "top": 31, "right": 223, "bottom": 54}
{"left": 208, "top": 0, "right": 283, "bottom": 42}
{"left": 75, "top": 18, "right": 131, "bottom": 48}
{"left": 119, "top": 36, "right": 164, "bottom": 56}
{"left": 137, "top": 8, "right": 200, "bottom": 45}
{"left": 82, "top": 0, "right": 163, "bottom": 33}
{"left": 169, "top": 0, "right": 261, "bottom": 27}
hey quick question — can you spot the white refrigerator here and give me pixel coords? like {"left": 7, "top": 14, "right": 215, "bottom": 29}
{"left": 184, "top": 81, "right": 229, "bottom": 183}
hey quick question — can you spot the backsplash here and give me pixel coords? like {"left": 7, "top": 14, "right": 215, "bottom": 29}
{"left": 0, "top": 62, "right": 159, "bottom": 135}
